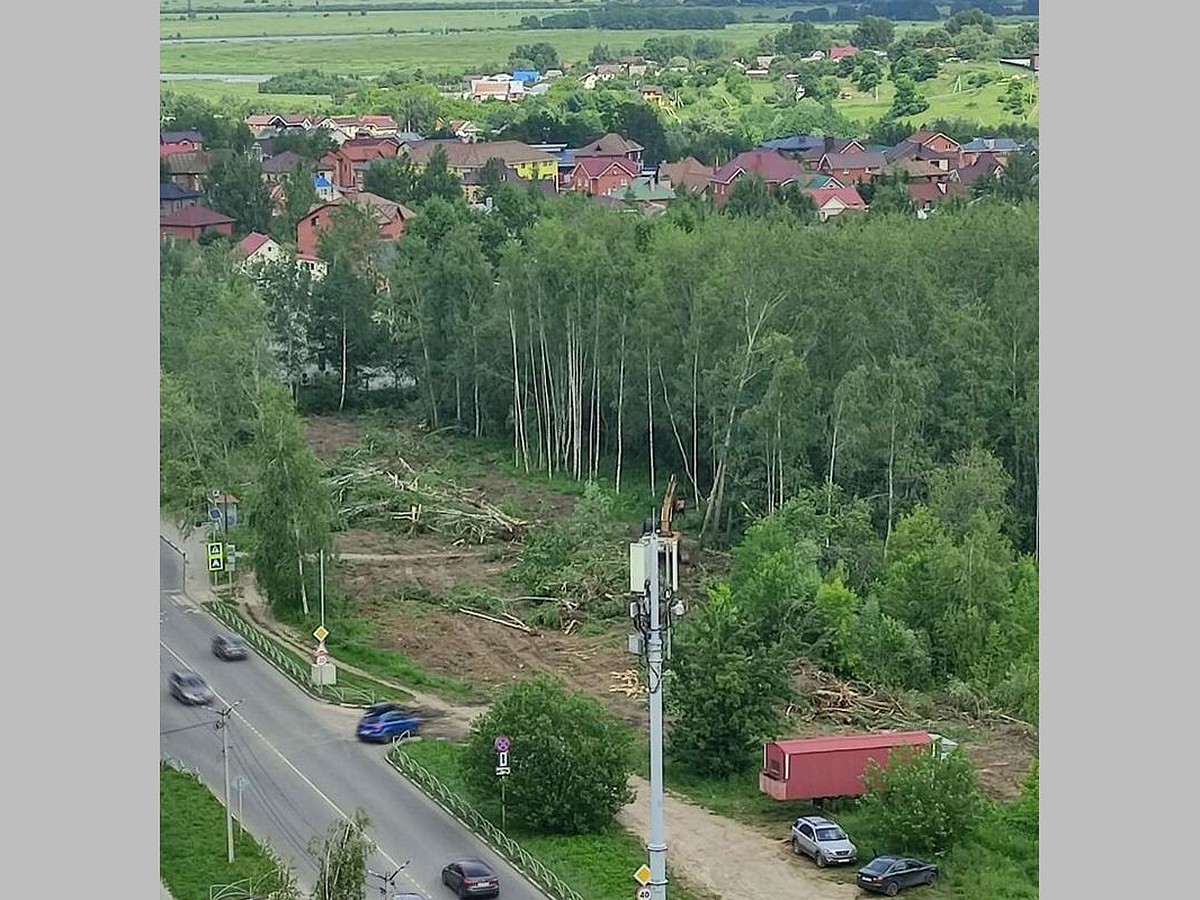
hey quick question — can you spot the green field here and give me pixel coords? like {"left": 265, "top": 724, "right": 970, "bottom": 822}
{"left": 161, "top": 764, "right": 289, "bottom": 900}
{"left": 160, "top": 23, "right": 781, "bottom": 73}
{"left": 835, "top": 61, "right": 1039, "bottom": 128}
{"left": 161, "top": 8, "right": 561, "bottom": 38}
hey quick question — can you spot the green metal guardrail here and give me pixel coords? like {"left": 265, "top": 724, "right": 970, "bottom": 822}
{"left": 388, "top": 746, "right": 585, "bottom": 900}
{"left": 205, "top": 602, "right": 381, "bottom": 708}
{"left": 200, "top": 603, "right": 586, "bottom": 900}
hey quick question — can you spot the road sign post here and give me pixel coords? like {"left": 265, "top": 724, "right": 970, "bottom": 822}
{"left": 310, "top": 624, "right": 337, "bottom": 686}
{"left": 207, "top": 542, "right": 225, "bottom": 578}
{"left": 494, "top": 736, "right": 511, "bottom": 832}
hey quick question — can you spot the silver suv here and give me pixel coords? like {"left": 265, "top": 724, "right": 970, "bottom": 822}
{"left": 790, "top": 815, "right": 857, "bottom": 867}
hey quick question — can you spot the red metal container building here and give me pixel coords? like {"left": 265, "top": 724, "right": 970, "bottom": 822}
{"left": 759, "top": 731, "right": 933, "bottom": 801}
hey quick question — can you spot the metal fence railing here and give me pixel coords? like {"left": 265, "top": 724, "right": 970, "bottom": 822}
{"left": 205, "top": 601, "right": 381, "bottom": 708}
{"left": 160, "top": 535, "right": 186, "bottom": 596}
{"left": 387, "top": 747, "right": 585, "bottom": 900}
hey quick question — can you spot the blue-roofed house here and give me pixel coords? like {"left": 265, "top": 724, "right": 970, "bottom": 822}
{"left": 314, "top": 173, "right": 336, "bottom": 202}
{"left": 160, "top": 182, "right": 200, "bottom": 218}
{"left": 511, "top": 70, "right": 541, "bottom": 84}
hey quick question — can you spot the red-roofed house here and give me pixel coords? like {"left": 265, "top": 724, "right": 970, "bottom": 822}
{"left": 319, "top": 139, "right": 400, "bottom": 191}
{"left": 709, "top": 149, "right": 807, "bottom": 206}
{"left": 236, "top": 231, "right": 285, "bottom": 270}
{"left": 817, "top": 151, "right": 888, "bottom": 184}
{"left": 907, "top": 131, "right": 960, "bottom": 155}
{"left": 160, "top": 205, "right": 236, "bottom": 242}
{"left": 295, "top": 192, "right": 417, "bottom": 258}
{"left": 803, "top": 186, "right": 867, "bottom": 221}
{"left": 828, "top": 45, "right": 860, "bottom": 61}
{"left": 568, "top": 156, "right": 641, "bottom": 196}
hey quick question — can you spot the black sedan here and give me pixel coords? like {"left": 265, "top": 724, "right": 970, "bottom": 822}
{"left": 168, "top": 670, "right": 214, "bottom": 705}
{"left": 441, "top": 858, "right": 500, "bottom": 899}
{"left": 212, "top": 633, "right": 250, "bottom": 660}
{"left": 856, "top": 856, "right": 938, "bottom": 895}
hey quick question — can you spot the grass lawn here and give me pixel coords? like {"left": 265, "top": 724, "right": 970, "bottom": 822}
{"left": 161, "top": 9, "right": 559, "bottom": 39}
{"left": 160, "top": 0, "right": 596, "bottom": 10}
{"left": 161, "top": 764, "right": 290, "bottom": 900}
{"left": 833, "top": 61, "right": 1039, "bottom": 129}
{"left": 159, "top": 23, "right": 781, "bottom": 74}
{"left": 399, "top": 739, "right": 718, "bottom": 900}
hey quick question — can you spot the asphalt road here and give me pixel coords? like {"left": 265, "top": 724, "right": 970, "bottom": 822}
{"left": 159, "top": 573, "right": 546, "bottom": 900}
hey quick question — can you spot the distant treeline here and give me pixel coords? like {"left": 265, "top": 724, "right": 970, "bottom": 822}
{"left": 522, "top": 7, "right": 738, "bottom": 31}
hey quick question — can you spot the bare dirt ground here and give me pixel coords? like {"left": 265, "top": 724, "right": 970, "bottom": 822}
{"left": 305, "top": 415, "right": 363, "bottom": 462}
{"left": 293, "top": 415, "right": 1038, "bottom": 899}
{"left": 620, "top": 776, "right": 858, "bottom": 900}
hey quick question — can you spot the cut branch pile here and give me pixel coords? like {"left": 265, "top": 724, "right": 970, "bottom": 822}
{"left": 789, "top": 661, "right": 916, "bottom": 729}
{"left": 327, "top": 456, "right": 529, "bottom": 544}
{"left": 609, "top": 669, "right": 646, "bottom": 698}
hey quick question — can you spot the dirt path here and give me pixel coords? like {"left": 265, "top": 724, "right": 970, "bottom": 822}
{"left": 619, "top": 776, "right": 856, "bottom": 900}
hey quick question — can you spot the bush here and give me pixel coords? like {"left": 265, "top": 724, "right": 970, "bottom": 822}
{"left": 857, "top": 745, "right": 985, "bottom": 857}
{"left": 460, "top": 675, "right": 635, "bottom": 835}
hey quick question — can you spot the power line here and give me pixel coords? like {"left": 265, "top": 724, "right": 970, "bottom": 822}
{"left": 161, "top": 721, "right": 216, "bottom": 737}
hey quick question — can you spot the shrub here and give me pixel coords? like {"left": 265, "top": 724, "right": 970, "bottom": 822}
{"left": 857, "top": 745, "right": 985, "bottom": 857}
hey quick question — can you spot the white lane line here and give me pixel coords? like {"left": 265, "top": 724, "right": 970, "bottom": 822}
{"left": 160, "top": 639, "right": 431, "bottom": 897}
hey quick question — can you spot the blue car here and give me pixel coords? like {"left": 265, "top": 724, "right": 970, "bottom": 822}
{"left": 356, "top": 703, "right": 422, "bottom": 743}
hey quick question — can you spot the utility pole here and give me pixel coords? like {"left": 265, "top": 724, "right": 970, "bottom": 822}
{"left": 629, "top": 519, "right": 683, "bottom": 900}
{"left": 215, "top": 700, "right": 244, "bottom": 863}
{"left": 644, "top": 531, "right": 667, "bottom": 900}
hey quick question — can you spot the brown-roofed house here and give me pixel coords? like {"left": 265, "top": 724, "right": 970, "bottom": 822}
{"left": 800, "top": 137, "right": 866, "bottom": 167}
{"left": 817, "top": 151, "right": 888, "bottom": 184}
{"left": 160, "top": 205, "right": 236, "bottom": 242}
{"left": 884, "top": 158, "right": 951, "bottom": 183}
{"left": 709, "top": 149, "right": 807, "bottom": 206}
{"left": 574, "top": 132, "right": 645, "bottom": 165}
{"left": 658, "top": 157, "right": 713, "bottom": 194}
{"left": 261, "top": 150, "right": 310, "bottom": 181}
{"left": 163, "top": 149, "right": 232, "bottom": 193}
{"left": 908, "top": 180, "right": 969, "bottom": 215}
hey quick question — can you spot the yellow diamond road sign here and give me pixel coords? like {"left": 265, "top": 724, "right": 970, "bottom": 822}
{"left": 313, "top": 625, "right": 329, "bottom": 643}
{"left": 633, "top": 865, "right": 652, "bottom": 886}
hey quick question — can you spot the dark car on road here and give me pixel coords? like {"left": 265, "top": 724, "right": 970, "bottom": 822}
{"left": 355, "top": 703, "right": 422, "bottom": 743}
{"left": 856, "top": 856, "right": 939, "bottom": 895}
{"left": 441, "top": 858, "right": 499, "bottom": 899}
{"left": 168, "top": 670, "right": 214, "bottom": 705}
{"left": 212, "top": 633, "right": 250, "bottom": 661}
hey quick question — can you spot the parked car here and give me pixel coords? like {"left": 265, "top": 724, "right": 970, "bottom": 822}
{"left": 790, "top": 815, "right": 857, "bottom": 866}
{"left": 440, "top": 858, "right": 499, "bottom": 899}
{"left": 355, "top": 703, "right": 422, "bottom": 742}
{"left": 212, "top": 633, "right": 250, "bottom": 661}
{"left": 168, "top": 670, "right": 213, "bottom": 705}
{"left": 856, "top": 856, "right": 939, "bottom": 895}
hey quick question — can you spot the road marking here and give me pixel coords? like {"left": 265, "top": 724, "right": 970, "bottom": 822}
{"left": 160, "top": 638, "right": 432, "bottom": 898}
